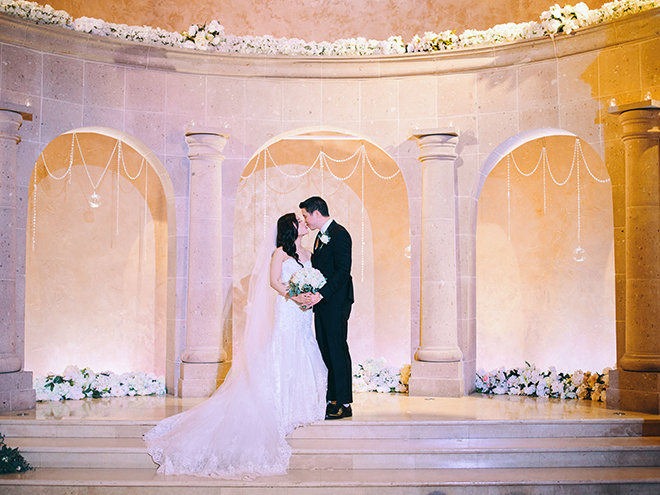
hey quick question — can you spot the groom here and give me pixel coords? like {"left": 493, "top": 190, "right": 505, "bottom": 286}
{"left": 299, "top": 196, "right": 354, "bottom": 420}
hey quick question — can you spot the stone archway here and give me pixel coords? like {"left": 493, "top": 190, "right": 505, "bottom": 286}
{"left": 473, "top": 128, "right": 615, "bottom": 374}
{"left": 232, "top": 127, "right": 411, "bottom": 370}
{"left": 24, "top": 127, "right": 177, "bottom": 391}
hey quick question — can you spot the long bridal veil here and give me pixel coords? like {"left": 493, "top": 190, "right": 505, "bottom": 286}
{"left": 144, "top": 225, "right": 291, "bottom": 479}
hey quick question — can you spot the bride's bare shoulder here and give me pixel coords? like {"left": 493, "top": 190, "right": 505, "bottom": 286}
{"left": 271, "top": 246, "right": 286, "bottom": 261}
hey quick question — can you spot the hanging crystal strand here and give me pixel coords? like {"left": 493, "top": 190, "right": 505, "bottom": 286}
{"left": 542, "top": 147, "right": 547, "bottom": 214}
{"left": 144, "top": 165, "right": 148, "bottom": 265}
{"left": 320, "top": 154, "right": 325, "bottom": 198}
{"left": 573, "top": 144, "right": 586, "bottom": 262}
{"left": 263, "top": 150, "right": 267, "bottom": 239}
{"left": 364, "top": 144, "right": 401, "bottom": 180}
{"left": 253, "top": 159, "right": 257, "bottom": 252}
{"left": 577, "top": 139, "right": 610, "bottom": 183}
{"left": 31, "top": 166, "right": 37, "bottom": 252}
{"left": 68, "top": 133, "right": 74, "bottom": 184}
{"left": 116, "top": 142, "right": 121, "bottom": 237}
{"left": 77, "top": 134, "right": 118, "bottom": 208}
{"left": 507, "top": 154, "right": 511, "bottom": 243}
{"left": 360, "top": 149, "right": 365, "bottom": 283}
{"left": 347, "top": 172, "right": 351, "bottom": 234}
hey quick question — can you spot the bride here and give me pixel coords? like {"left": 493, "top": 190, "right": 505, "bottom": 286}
{"left": 144, "top": 213, "right": 327, "bottom": 479}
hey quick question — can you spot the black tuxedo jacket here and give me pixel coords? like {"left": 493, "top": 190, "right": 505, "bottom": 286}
{"left": 312, "top": 220, "right": 354, "bottom": 310}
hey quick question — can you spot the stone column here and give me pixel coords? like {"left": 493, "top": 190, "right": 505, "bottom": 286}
{"left": 408, "top": 129, "right": 464, "bottom": 397}
{"left": 178, "top": 127, "right": 231, "bottom": 398}
{"left": 607, "top": 99, "right": 660, "bottom": 414}
{"left": 0, "top": 104, "right": 35, "bottom": 413}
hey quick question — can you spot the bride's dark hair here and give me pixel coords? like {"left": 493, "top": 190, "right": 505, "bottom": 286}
{"left": 276, "top": 213, "right": 303, "bottom": 267}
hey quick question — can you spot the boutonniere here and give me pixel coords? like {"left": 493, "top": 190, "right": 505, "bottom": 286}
{"left": 319, "top": 232, "right": 331, "bottom": 245}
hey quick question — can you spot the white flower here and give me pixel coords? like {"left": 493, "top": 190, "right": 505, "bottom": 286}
{"left": 63, "top": 364, "right": 82, "bottom": 381}
{"left": 288, "top": 266, "right": 327, "bottom": 297}
{"left": 523, "top": 385, "right": 536, "bottom": 396}
{"left": 65, "top": 386, "right": 85, "bottom": 400}
{"left": 207, "top": 20, "right": 223, "bottom": 34}
{"left": 572, "top": 370, "right": 585, "bottom": 387}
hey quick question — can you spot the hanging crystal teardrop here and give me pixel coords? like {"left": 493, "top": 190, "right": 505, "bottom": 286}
{"left": 88, "top": 192, "right": 101, "bottom": 208}
{"left": 573, "top": 247, "right": 586, "bottom": 262}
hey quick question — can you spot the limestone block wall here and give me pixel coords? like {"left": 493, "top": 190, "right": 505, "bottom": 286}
{"left": 0, "top": 8, "right": 658, "bottom": 396}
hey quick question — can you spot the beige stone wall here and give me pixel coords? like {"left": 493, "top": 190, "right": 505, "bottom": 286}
{"left": 1, "top": 8, "right": 658, "bottom": 392}
{"left": 45, "top": 0, "right": 608, "bottom": 42}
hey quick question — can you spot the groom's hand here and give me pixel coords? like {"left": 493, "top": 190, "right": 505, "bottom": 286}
{"left": 307, "top": 292, "right": 323, "bottom": 306}
{"left": 291, "top": 294, "right": 311, "bottom": 305}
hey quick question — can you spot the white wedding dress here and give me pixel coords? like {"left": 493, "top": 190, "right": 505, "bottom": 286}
{"left": 144, "top": 257, "right": 327, "bottom": 479}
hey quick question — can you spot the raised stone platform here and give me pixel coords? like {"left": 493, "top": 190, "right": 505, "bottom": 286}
{"left": 1, "top": 393, "right": 659, "bottom": 494}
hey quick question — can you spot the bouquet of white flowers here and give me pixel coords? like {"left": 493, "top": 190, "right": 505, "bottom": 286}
{"left": 287, "top": 267, "right": 326, "bottom": 297}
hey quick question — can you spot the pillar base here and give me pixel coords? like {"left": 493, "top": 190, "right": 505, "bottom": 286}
{"left": 619, "top": 353, "right": 660, "bottom": 372}
{"left": 606, "top": 369, "right": 660, "bottom": 415}
{"left": 177, "top": 361, "right": 231, "bottom": 398}
{"left": 0, "top": 354, "right": 22, "bottom": 373}
{"left": 181, "top": 346, "right": 228, "bottom": 364}
{"left": 408, "top": 360, "right": 464, "bottom": 397}
{"left": 0, "top": 371, "right": 35, "bottom": 413}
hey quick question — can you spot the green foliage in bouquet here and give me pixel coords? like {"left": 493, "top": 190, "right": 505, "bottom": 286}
{"left": 0, "top": 434, "right": 33, "bottom": 474}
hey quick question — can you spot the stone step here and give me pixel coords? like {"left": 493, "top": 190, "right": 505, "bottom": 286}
{"left": 8, "top": 435, "right": 660, "bottom": 470}
{"left": 0, "top": 420, "right": 153, "bottom": 439}
{"left": 1, "top": 467, "right": 660, "bottom": 494}
{"left": 0, "top": 417, "right": 648, "bottom": 439}
{"left": 289, "top": 436, "right": 660, "bottom": 469}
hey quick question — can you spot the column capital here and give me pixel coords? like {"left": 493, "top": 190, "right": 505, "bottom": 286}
{"left": 412, "top": 128, "right": 459, "bottom": 162}
{"left": 185, "top": 126, "right": 229, "bottom": 161}
{"left": 607, "top": 98, "right": 660, "bottom": 116}
{"left": 608, "top": 100, "right": 660, "bottom": 141}
{"left": 0, "top": 110, "right": 26, "bottom": 144}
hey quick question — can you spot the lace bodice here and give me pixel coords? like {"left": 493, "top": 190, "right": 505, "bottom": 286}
{"left": 280, "top": 257, "right": 310, "bottom": 283}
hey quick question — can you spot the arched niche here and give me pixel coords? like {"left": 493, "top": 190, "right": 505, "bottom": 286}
{"left": 25, "top": 127, "right": 176, "bottom": 388}
{"left": 475, "top": 129, "right": 615, "bottom": 372}
{"left": 232, "top": 128, "right": 411, "bottom": 368}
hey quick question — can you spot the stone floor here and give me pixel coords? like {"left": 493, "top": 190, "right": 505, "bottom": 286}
{"left": 1, "top": 393, "right": 660, "bottom": 494}
{"left": 2, "top": 391, "right": 653, "bottom": 424}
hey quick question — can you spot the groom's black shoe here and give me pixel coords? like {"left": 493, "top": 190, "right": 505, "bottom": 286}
{"left": 326, "top": 404, "right": 352, "bottom": 420}
{"left": 325, "top": 402, "right": 339, "bottom": 416}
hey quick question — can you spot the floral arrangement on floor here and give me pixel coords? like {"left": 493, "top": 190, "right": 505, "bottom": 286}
{"left": 34, "top": 365, "right": 166, "bottom": 402}
{"left": 353, "top": 358, "right": 410, "bottom": 393}
{"left": 476, "top": 362, "right": 609, "bottom": 401}
{"left": 0, "top": 433, "right": 33, "bottom": 474}
{"left": 0, "top": 0, "right": 658, "bottom": 55}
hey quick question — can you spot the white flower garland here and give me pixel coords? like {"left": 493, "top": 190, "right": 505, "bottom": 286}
{"left": 353, "top": 358, "right": 410, "bottom": 393}
{"left": 0, "top": 0, "right": 658, "bottom": 56}
{"left": 34, "top": 365, "right": 166, "bottom": 401}
{"left": 477, "top": 363, "right": 610, "bottom": 401}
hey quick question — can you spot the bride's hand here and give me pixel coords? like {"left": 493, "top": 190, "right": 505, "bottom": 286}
{"left": 291, "top": 293, "right": 311, "bottom": 305}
